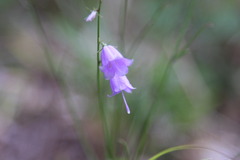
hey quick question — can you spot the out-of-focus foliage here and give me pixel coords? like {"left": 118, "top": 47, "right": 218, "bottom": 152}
{"left": 0, "top": 0, "right": 240, "bottom": 160}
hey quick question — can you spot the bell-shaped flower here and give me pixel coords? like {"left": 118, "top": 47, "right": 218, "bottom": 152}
{"left": 109, "top": 75, "right": 135, "bottom": 114}
{"left": 100, "top": 45, "right": 133, "bottom": 80}
{"left": 85, "top": 10, "right": 97, "bottom": 22}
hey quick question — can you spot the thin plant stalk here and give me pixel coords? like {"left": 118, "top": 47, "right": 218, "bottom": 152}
{"left": 127, "top": 1, "right": 168, "bottom": 57}
{"left": 96, "top": 0, "right": 115, "bottom": 159}
{"left": 171, "top": 24, "right": 208, "bottom": 62}
{"left": 132, "top": 60, "right": 171, "bottom": 160}
{"left": 130, "top": 1, "right": 207, "bottom": 159}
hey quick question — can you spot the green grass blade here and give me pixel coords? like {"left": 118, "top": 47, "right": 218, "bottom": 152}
{"left": 148, "top": 145, "right": 232, "bottom": 160}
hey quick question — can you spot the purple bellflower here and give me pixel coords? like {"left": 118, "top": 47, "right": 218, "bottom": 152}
{"left": 109, "top": 75, "right": 135, "bottom": 114}
{"left": 85, "top": 10, "right": 97, "bottom": 22}
{"left": 100, "top": 45, "right": 135, "bottom": 114}
{"left": 100, "top": 45, "right": 133, "bottom": 80}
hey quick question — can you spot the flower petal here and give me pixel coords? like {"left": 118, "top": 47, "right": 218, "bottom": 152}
{"left": 106, "top": 46, "right": 123, "bottom": 59}
{"left": 100, "top": 64, "right": 115, "bottom": 80}
{"left": 112, "top": 59, "right": 129, "bottom": 76}
{"left": 85, "top": 10, "right": 97, "bottom": 22}
{"left": 121, "top": 58, "right": 134, "bottom": 67}
{"left": 109, "top": 75, "right": 135, "bottom": 95}
{"left": 119, "top": 76, "right": 136, "bottom": 91}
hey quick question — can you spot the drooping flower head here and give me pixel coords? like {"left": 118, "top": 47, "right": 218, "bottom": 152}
{"left": 109, "top": 75, "right": 135, "bottom": 114}
{"left": 100, "top": 44, "right": 135, "bottom": 114}
{"left": 109, "top": 75, "right": 135, "bottom": 96}
{"left": 85, "top": 10, "right": 97, "bottom": 22}
{"left": 100, "top": 45, "right": 133, "bottom": 80}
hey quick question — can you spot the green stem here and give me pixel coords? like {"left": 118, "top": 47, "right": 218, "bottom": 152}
{"left": 127, "top": 1, "right": 167, "bottom": 57}
{"left": 97, "top": 0, "right": 102, "bottom": 106}
{"left": 132, "top": 61, "right": 171, "bottom": 160}
{"left": 96, "top": 0, "right": 115, "bottom": 159}
{"left": 148, "top": 145, "right": 232, "bottom": 160}
{"left": 171, "top": 24, "right": 207, "bottom": 62}
{"left": 131, "top": 1, "right": 202, "bottom": 159}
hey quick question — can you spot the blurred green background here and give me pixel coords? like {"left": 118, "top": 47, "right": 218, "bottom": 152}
{"left": 0, "top": 0, "right": 240, "bottom": 159}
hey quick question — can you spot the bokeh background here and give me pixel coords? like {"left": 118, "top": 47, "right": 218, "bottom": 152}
{"left": 0, "top": 0, "right": 240, "bottom": 159}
